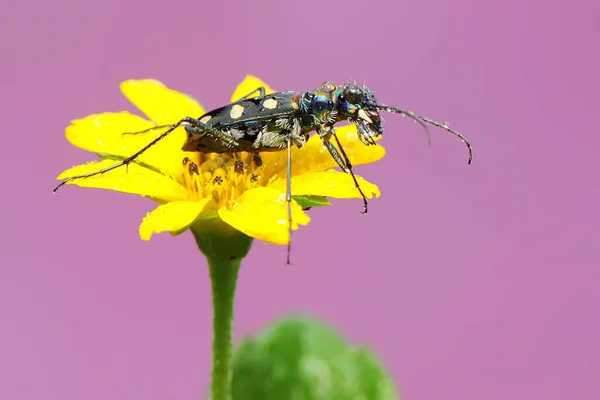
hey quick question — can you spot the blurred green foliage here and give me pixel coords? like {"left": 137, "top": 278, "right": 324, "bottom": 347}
{"left": 230, "top": 317, "right": 398, "bottom": 400}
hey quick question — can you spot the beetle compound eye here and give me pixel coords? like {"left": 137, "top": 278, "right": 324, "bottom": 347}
{"left": 343, "top": 85, "right": 364, "bottom": 104}
{"left": 311, "top": 96, "right": 333, "bottom": 113}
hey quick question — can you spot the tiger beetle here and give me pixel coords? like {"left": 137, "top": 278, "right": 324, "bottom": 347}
{"left": 54, "top": 81, "right": 473, "bottom": 264}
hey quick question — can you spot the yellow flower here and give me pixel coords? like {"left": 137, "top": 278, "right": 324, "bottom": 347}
{"left": 56, "top": 76, "right": 385, "bottom": 245}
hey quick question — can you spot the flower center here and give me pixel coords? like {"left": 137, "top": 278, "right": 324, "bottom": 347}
{"left": 179, "top": 152, "right": 266, "bottom": 208}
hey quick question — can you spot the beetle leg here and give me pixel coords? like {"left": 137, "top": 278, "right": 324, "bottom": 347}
{"left": 318, "top": 126, "right": 369, "bottom": 214}
{"left": 121, "top": 124, "right": 175, "bottom": 135}
{"left": 285, "top": 134, "right": 293, "bottom": 266}
{"left": 53, "top": 117, "right": 241, "bottom": 193}
{"left": 238, "top": 87, "right": 266, "bottom": 100}
{"left": 183, "top": 120, "right": 243, "bottom": 150}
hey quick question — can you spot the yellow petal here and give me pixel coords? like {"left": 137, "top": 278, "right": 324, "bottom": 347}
{"left": 139, "top": 199, "right": 210, "bottom": 240}
{"left": 218, "top": 187, "right": 309, "bottom": 245}
{"left": 269, "top": 170, "right": 381, "bottom": 199}
{"left": 230, "top": 75, "right": 275, "bottom": 102}
{"left": 66, "top": 112, "right": 154, "bottom": 151}
{"left": 260, "top": 124, "right": 386, "bottom": 177}
{"left": 65, "top": 112, "right": 188, "bottom": 178}
{"left": 56, "top": 159, "right": 188, "bottom": 201}
{"left": 120, "top": 79, "right": 206, "bottom": 125}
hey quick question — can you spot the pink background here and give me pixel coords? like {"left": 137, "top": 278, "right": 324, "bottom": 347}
{"left": 2, "top": 0, "right": 599, "bottom": 399}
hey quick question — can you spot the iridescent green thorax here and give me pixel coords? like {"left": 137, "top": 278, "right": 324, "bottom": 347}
{"left": 299, "top": 83, "right": 337, "bottom": 127}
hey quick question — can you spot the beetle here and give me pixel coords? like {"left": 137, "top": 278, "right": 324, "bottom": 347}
{"left": 54, "top": 81, "right": 473, "bottom": 264}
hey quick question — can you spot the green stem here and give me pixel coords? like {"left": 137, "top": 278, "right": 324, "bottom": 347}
{"left": 191, "top": 217, "right": 253, "bottom": 400}
{"left": 206, "top": 255, "right": 240, "bottom": 400}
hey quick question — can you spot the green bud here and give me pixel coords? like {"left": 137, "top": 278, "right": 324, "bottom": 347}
{"left": 231, "top": 317, "right": 398, "bottom": 400}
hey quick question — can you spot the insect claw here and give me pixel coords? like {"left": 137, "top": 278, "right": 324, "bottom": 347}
{"left": 52, "top": 178, "right": 70, "bottom": 194}
{"left": 285, "top": 239, "right": 293, "bottom": 266}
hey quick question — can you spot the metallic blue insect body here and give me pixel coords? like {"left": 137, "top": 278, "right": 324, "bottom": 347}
{"left": 54, "top": 81, "right": 473, "bottom": 264}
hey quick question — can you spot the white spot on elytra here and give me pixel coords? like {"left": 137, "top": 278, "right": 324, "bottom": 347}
{"left": 200, "top": 115, "right": 212, "bottom": 124}
{"left": 263, "top": 98, "right": 278, "bottom": 109}
{"left": 230, "top": 104, "right": 244, "bottom": 119}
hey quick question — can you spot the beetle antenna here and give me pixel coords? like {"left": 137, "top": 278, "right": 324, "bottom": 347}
{"left": 376, "top": 104, "right": 432, "bottom": 147}
{"left": 377, "top": 104, "right": 472, "bottom": 164}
